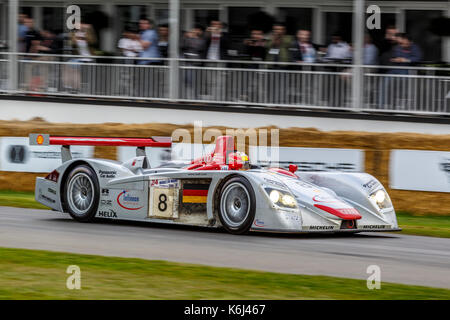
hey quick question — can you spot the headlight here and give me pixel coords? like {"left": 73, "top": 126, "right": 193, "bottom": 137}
{"left": 265, "top": 187, "right": 298, "bottom": 209}
{"left": 369, "top": 189, "right": 392, "bottom": 210}
{"left": 269, "top": 190, "right": 280, "bottom": 203}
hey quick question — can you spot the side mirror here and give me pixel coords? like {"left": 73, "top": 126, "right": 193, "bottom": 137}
{"left": 288, "top": 164, "right": 298, "bottom": 173}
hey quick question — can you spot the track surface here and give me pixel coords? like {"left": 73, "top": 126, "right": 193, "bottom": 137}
{"left": 0, "top": 206, "right": 449, "bottom": 289}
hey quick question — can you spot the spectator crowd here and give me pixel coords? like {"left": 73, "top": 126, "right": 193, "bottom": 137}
{"left": 15, "top": 13, "right": 426, "bottom": 103}
{"left": 17, "top": 13, "right": 423, "bottom": 69}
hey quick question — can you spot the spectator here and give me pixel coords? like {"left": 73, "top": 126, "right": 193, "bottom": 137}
{"left": 265, "top": 23, "right": 293, "bottom": 64}
{"left": 63, "top": 23, "right": 96, "bottom": 93}
{"left": 157, "top": 25, "right": 169, "bottom": 59}
{"left": 379, "top": 25, "right": 399, "bottom": 67}
{"left": 69, "top": 23, "right": 97, "bottom": 60}
{"left": 325, "top": 34, "right": 352, "bottom": 62}
{"left": 389, "top": 33, "right": 422, "bottom": 74}
{"left": 138, "top": 18, "right": 160, "bottom": 65}
{"left": 24, "top": 18, "right": 40, "bottom": 53}
{"left": 117, "top": 28, "right": 142, "bottom": 95}
{"left": 182, "top": 26, "right": 206, "bottom": 60}
{"left": 40, "top": 30, "right": 62, "bottom": 54}
{"left": 363, "top": 34, "right": 378, "bottom": 66}
{"left": 243, "top": 29, "right": 266, "bottom": 61}
{"left": 118, "top": 28, "right": 143, "bottom": 59}
{"left": 291, "top": 29, "right": 317, "bottom": 63}
{"left": 205, "top": 20, "right": 230, "bottom": 61}
{"left": 18, "top": 14, "right": 29, "bottom": 52}
{"left": 182, "top": 27, "right": 206, "bottom": 99}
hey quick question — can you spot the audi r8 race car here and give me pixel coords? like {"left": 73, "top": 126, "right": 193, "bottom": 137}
{"left": 29, "top": 134, "right": 400, "bottom": 235}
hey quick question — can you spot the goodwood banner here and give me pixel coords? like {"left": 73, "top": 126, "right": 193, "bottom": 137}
{"left": 0, "top": 137, "right": 93, "bottom": 173}
{"left": 390, "top": 150, "right": 450, "bottom": 193}
{"left": 249, "top": 146, "right": 365, "bottom": 172}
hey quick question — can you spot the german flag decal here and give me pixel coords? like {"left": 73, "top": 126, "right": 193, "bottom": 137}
{"left": 182, "top": 184, "right": 209, "bottom": 203}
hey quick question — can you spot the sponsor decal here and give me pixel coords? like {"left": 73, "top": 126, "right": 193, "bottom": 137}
{"left": 220, "top": 165, "right": 229, "bottom": 170}
{"left": 182, "top": 184, "right": 209, "bottom": 203}
{"left": 99, "top": 170, "right": 117, "bottom": 179}
{"left": 40, "top": 194, "right": 56, "bottom": 204}
{"left": 281, "top": 212, "right": 301, "bottom": 223}
{"left": 101, "top": 188, "right": 109, "bottom": 196}
{"left": 100, "top": 199, "right": 112, "bottom": 206}
{"left": 47, "top": 188, "right": 56, "bottom": 195}
{"left": 308, "top": 225, "right": 335, "bottom": 230}
{"left": 98, "top": 210, "right": 117, "bottom": 218}
{"left": 440, "top": 159, "right": 450, "bottom": 183}
{"left": 361, "top": 225, "right": 390, "bottom": 229}
{"left": 363, "top": 179, "right": 379, "bottom": 191}
{"left": 117, "top": 190, "right": 143, "bottom": 210}
{"left": 263, "top": 177, "right": 286, "bottom": 189}
{"left": 151, "top": 178, "right": 179, "bottom": 188}
{"left": 253, "top": 219, "right": 265, "bottom": 227}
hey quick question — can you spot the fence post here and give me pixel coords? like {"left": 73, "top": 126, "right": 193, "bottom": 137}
{"left": 8, "top": 0, "right": 18, "bottom": 92}
{"left": 168, "top": 0, "right": 180, "bottom": 101}
{"left": 352, "top": 0, "right": 365, "bottom": 111}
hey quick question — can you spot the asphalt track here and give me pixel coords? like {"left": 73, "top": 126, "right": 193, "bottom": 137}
{"left": 0, "top": 206, "right": 449, "bottom": 289}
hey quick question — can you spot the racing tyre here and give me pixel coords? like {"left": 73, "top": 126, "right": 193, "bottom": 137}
{"left": 218, "top": 176, "right": 256, "bottom": 234}
{"left": 63, "top": 164, "right": 99, "bottom": 222}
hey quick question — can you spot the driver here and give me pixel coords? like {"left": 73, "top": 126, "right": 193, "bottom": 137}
{"left": 228, "top": 151, "right": 250, "bottom": 170}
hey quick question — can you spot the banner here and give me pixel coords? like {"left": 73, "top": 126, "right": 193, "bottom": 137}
{"left": 249, "top": 146, "right": 364, "bottom": 172}
{"left": 390, "top": 150, "right": 450, "bottom": 193}
{"left": 0, "top": 137, "right": 93, "bottom": 172}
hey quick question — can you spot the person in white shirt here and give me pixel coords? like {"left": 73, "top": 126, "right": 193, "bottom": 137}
{"left": 117, "top": 28, "right": 143, "bottom": 95}
{"left": 326, "top": 34, "right": 352, "bottom": 61}
{"left": 118, "top": 29, "right": 143, "bottom": 59}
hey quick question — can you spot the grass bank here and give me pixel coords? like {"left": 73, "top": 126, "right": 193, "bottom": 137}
{"left": 0, "top": 247, "right": 448, "bottom": 300}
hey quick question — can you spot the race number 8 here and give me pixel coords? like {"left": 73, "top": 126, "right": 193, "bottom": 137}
{"left": 150, "top": 187, "right": 175, "bottom": 218}
{"left": 158, "top": 194, "right": 167, "bottom": 211}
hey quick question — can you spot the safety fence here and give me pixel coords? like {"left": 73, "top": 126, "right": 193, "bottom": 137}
{"left": 0, "top": 53, "right": 449, "bottom": 115}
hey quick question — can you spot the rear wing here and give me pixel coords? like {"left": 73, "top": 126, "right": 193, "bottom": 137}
{"left": 29, "top": 134, "right": 171, "bottom": 162}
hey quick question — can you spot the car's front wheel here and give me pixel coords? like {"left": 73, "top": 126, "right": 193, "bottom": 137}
{"left": 218, "top": 176, "right": 256, "bottom": 234}
{"left": 63, "top": 164, "right": 99, "bottom": 222}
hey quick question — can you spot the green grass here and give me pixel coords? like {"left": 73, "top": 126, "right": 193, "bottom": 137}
{"left": 395, "top": 212, "right": 450, "bottom": 238}
{"left": 0, "top": 190, "right": 449, "bottom": 238}
{"left": 0, "top": 247, "right": 448, "bottom": 300}
{"left": 0, "top": 190, "right": 47, "bottom": 209}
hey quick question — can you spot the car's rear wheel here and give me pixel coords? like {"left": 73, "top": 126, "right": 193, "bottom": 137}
{"left": 218, "top": 176, "right": 256, "bottom": 234}
{"left": 63, "top": 164, "right": 99, "bottom": 222}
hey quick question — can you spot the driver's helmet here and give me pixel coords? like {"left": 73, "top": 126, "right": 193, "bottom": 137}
{"left": 228, "top": 151, "right": 250, "bottom": 170}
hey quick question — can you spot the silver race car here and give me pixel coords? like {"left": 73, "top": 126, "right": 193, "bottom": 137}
{"left": 30, "top": 134, "right": 400, "bottom": 235}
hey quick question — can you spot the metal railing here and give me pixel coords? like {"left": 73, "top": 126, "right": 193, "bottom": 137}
{"left": 1, "top": 52, "right": 449, "bottom": 115}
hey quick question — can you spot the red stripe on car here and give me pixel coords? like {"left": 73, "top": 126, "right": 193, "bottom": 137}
{"left": 314, "top": 204, "right": 362, "bottom": 220}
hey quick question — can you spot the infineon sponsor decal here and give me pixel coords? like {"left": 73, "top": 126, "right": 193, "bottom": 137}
{"left": 117, "top": 190, "right": 143, "bottom": 210}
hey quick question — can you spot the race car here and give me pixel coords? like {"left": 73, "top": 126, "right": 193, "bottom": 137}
{"left": 29, "top": 133, "right": 400, "bottom": 235}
